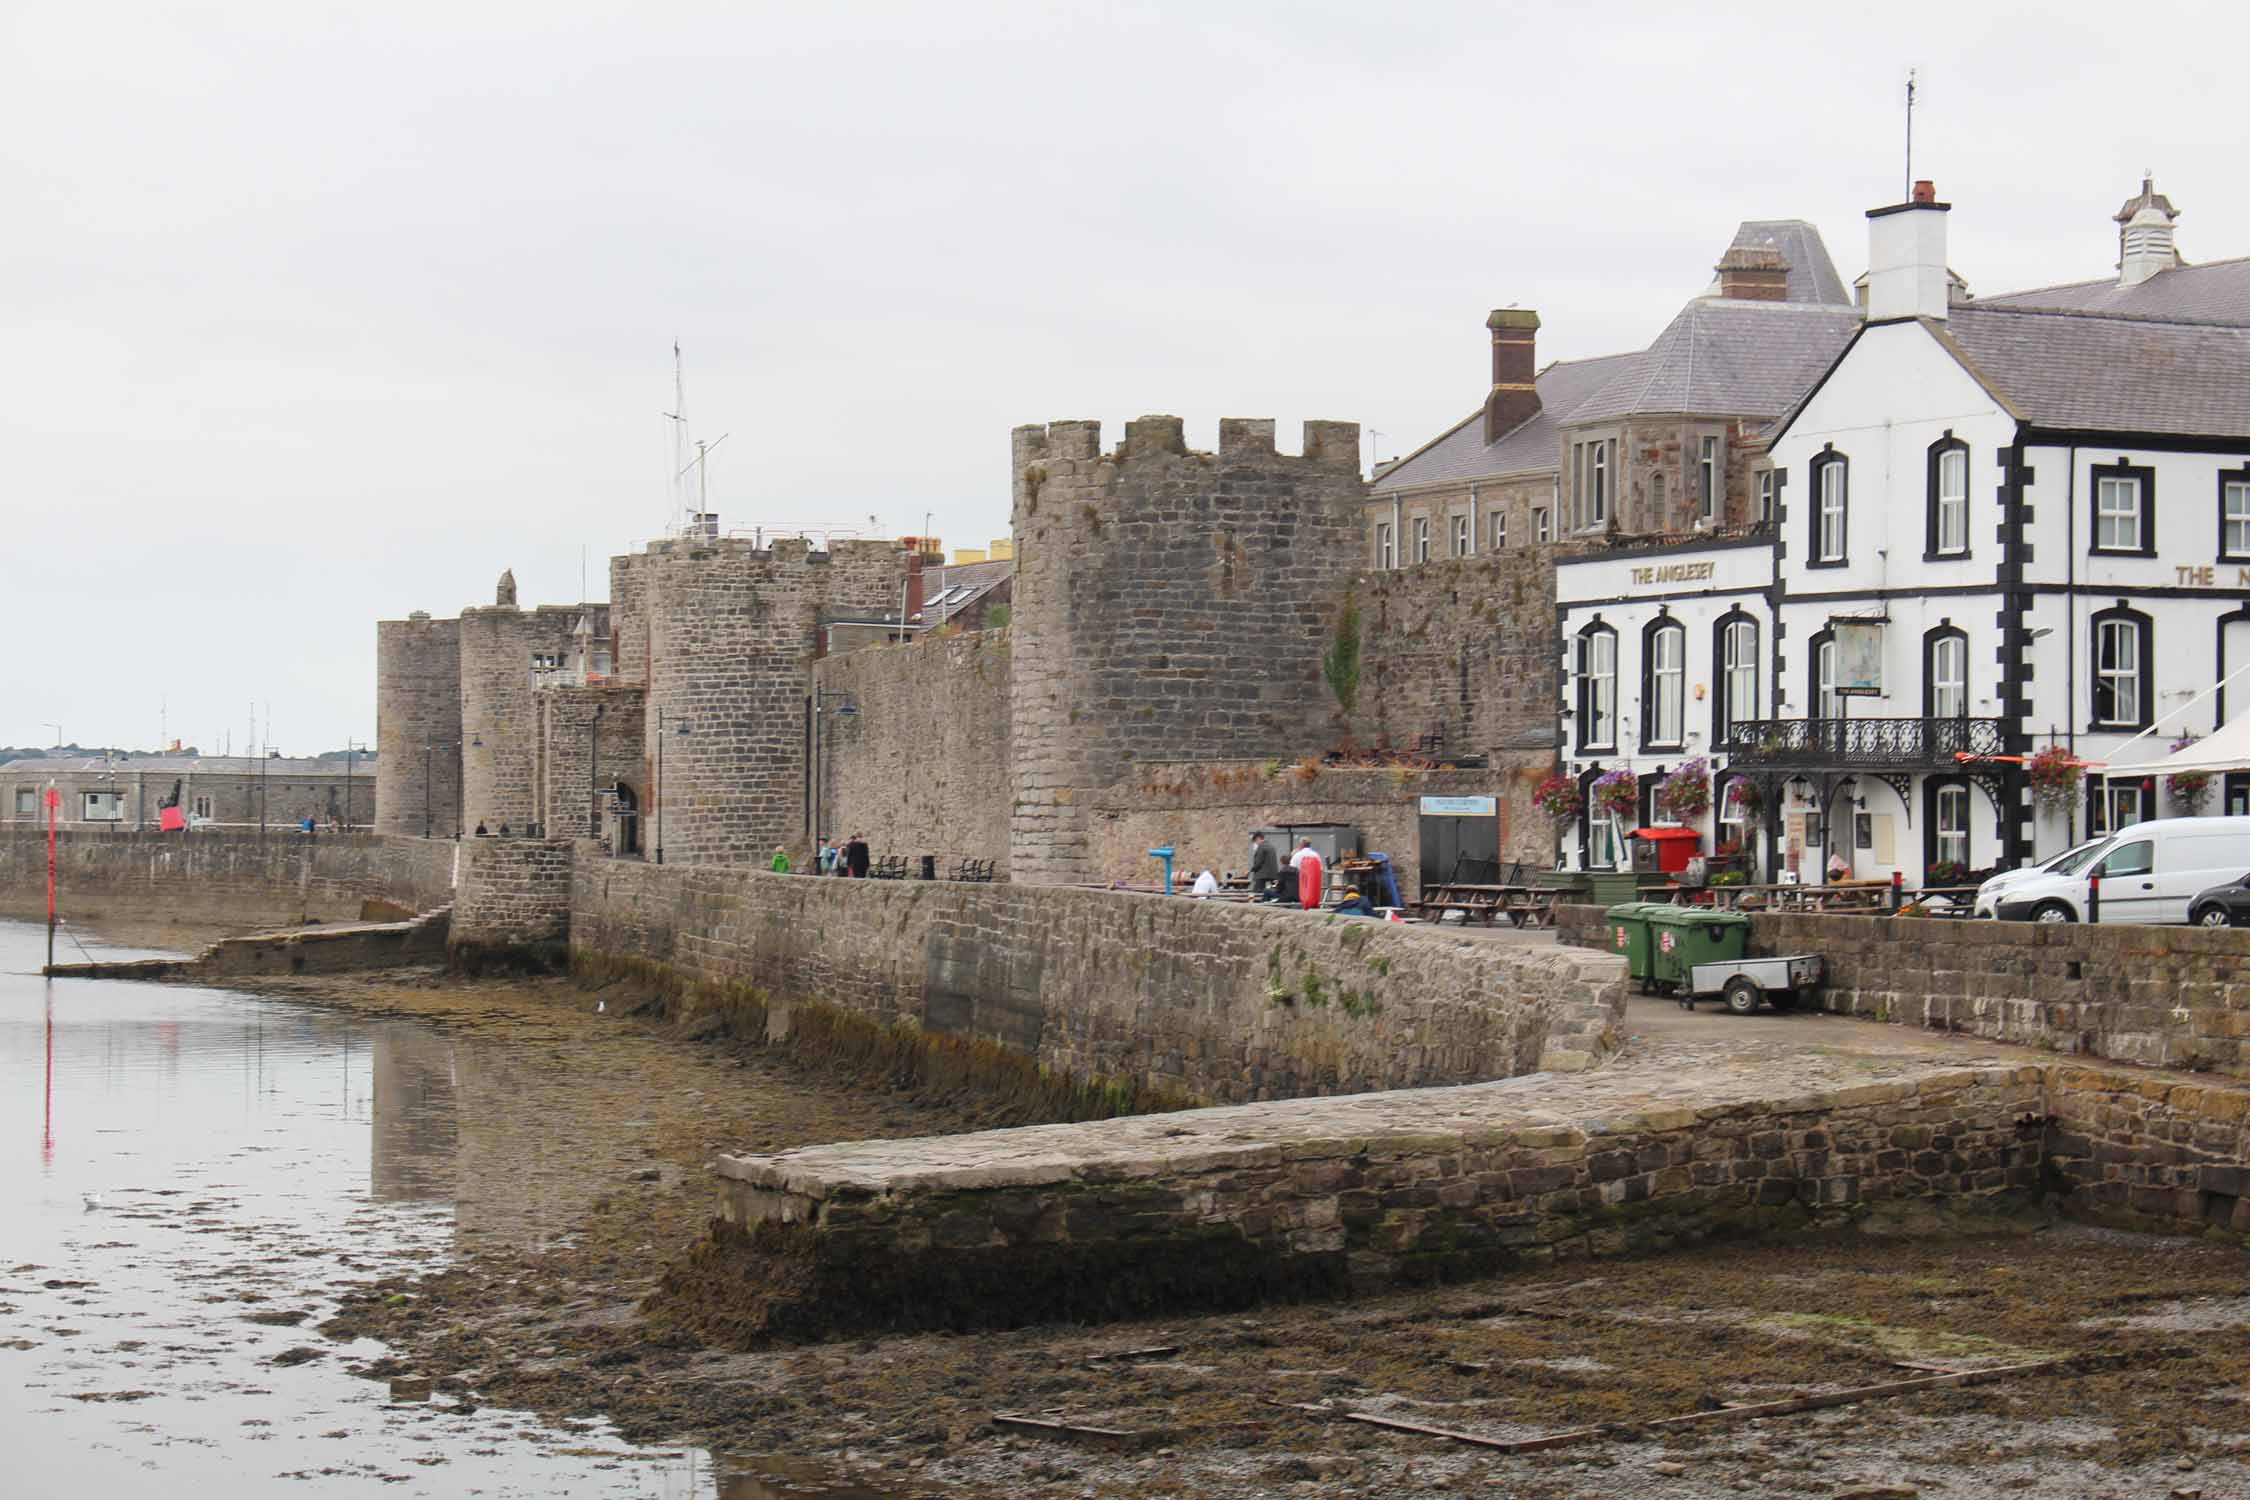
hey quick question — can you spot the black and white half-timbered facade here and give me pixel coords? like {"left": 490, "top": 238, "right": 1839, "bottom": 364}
{"left": 1555, "top": 176, "right": 2250, "bottom": 883}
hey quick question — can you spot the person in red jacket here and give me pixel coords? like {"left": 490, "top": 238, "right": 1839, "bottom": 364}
{"left": 1294, "top": 839, "right": 1325, "bottom": 910}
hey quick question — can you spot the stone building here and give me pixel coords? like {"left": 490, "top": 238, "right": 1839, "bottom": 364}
{"left": 3, "top": 754, "right": 378, "bottom": 831}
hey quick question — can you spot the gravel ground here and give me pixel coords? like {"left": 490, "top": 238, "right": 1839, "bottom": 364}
{"left": 198, "top": 964, "right": 2250, "bottom": 1498}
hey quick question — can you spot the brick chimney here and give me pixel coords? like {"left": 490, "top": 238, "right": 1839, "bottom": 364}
{"left": 904, "top": 548, "right": 925, "bottom": 628}
{"left": 1483, "top": 309, "right": 1541, "bottom": 444}
{"left": 1865, "top": 180, "right": 1951, "bottom": 322}
{"left": 1715, "top": 246, "right": 1789, "bottom": 301}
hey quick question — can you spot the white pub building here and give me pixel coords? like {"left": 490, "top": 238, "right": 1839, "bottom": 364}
{"left": 1556, "top": 176, "right": 2250, "bottom": 885}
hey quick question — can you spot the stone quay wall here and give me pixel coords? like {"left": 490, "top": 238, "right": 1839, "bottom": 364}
{"left": 452, "top": 837, "right": 576, "bottom": 959}
{"left": 571, "top": 858, "right": 1627, "bottom": 1105}
{"left": 0, "top": 829, "right": 458, "bottom": 928}
{"left": 703, "top": 1064, "right": 2055, "bottom": 1340}
{"left": 811, "top": 627, "right": 1012, "bottom": 873}
{"left": 1007, "top": 417, "right": 1368, "bottom": 887}
{"left": 458, "top": 604, "right": 581, "bottom": 835}
{"left": 374, "top": 614, "right": 462, "bottom": 836}
{"left": 2045, "top": 1064, "right": 2250, "bottom": 1235}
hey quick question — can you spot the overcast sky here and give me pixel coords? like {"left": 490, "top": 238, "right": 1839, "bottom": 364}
{"left": 5, "top": 0, "right": 2244, "bottom": 755}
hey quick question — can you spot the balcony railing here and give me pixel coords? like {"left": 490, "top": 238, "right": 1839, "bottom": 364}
{"left": 1716, "top": 716, "right": 2005, "bottom": 769}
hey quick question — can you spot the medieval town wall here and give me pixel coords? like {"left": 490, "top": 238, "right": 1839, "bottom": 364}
{"left": 810, "top": 627, "right": 1012, "bottom": 873}
{"left": 0, "top": 829, "right": 458, "bottom": 930}
{"left": 458, "top": 604, "right": 581, "bottom": 835}
{"left": 536, "top": 685, "right": 648, "bottom": 847}
{"left": 1008, "top": 416, "right": 1368, "bottom": 886}
{"left": 374, "top": 614, "right": 462, "bottom": 836}
{"left": 640, "top": 537, "right": 905, "bottom": 866}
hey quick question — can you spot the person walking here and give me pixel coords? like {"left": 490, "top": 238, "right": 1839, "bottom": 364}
{"left": 1247, "top": 831, "right": 1279, "bottom": 897}
{"left": 1294, "top": 839, "right": 1325, "bottom": 911}
{"left": 846, "top": 833, "right": 871, "bottom": 879}
{"left": 816, "top": 839, "right": 836, "bottom": 875}
{"left": 770, "top": 845, "right": 792, "bottom": 874}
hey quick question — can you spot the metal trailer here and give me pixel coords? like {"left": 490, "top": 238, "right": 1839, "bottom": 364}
{"left": 1678, "top": 954, "right": 1827, "bottom": 1015}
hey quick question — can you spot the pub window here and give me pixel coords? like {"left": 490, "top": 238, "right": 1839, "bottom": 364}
{"left": 1644, "top": 617, "right": 1686, "bottom": 749}
{"left": 1934, "top": 781, "right": 1970, "bottom": 869}
{"left": 1809, "top": 629, "right": 1840, "bottom": 719}
{"left": 1698, "top": 436, "right": 1719, "bottom": 520}
{"left": 1375, "top": 522, "right": 1395, "bottom": 569}
{"left": 1452, "top": 514, "right": 1470, "bottom": 556}
{"left": 2090, "top": 460, "right": 2155, "bottom": 557}
{"left": 1925, "top": 627, "right": 1968, "bottom": 719}
{"left": 1717, "top": 776, "right": 1752, "bottom": 849}
{"left": 2222, "top": 473, "right": 2250, "bottom": 561}
{"left": 1928, "top": 435, "right": 1969, "bottom": 557}
{"left": 1714, "top": 611, "right": 1758, "bottom": 743}
{"left": 1810, "top": 450, "right": 1848, "bottom": 565}
{"left": 1413, "top": 517, "right": 1431, "bottom": 564}
{"left": 2091, "top": 606, "right": 2153, "bottom": 730}
{"left": 1578, "top": 624, "right": 1618, "bottom": 753}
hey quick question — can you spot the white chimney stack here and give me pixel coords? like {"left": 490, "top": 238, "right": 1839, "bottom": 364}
{"left": 1865, "top": 179, "right": 1950, "bottom": 322}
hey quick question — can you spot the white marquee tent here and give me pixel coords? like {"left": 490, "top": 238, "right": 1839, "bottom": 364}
{"left": 2110, "top": 712, "right": 2250, "bottom": 779}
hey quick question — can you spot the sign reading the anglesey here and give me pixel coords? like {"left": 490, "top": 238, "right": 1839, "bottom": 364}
{"left": 1629, "top": 560, "right": 1717, "bottom": 586}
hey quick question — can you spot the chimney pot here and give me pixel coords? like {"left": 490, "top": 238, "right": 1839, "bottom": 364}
{"left": 1912, "top": 179, "right": 1936, "bottom": 204}
{"left": 1483, "top": 309, "right": 1541, "bottom": 444}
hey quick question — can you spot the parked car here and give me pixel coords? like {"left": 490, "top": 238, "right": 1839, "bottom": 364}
{"left": 2187, "top": 874, "right": 2250, "bottom": 928}
{"left": 1971, "top": 837, "right": 2109, "bottom": 919}
{"left": 1994, "top": 817, "right": 2250, "bottom": 924}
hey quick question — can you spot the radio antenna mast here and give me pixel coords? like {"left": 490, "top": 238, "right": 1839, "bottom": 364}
{"left": 1904, "top": 67, "right": 1918, "bottom": 197}
{"left": 661, "top": 340, "right": 689, "bottom": 532}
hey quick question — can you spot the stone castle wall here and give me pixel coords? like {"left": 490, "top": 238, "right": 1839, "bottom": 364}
{"left": 458, "top": 605, "right": 580, "bottom": 834}
{"left": 571, "top": 858, "right": 1626, "bottom": 1105}
{"left": 0, "top": 829, "right": 457, "bottom": 928}
{"left": 374, "top": 615, "right": 462, "bottom": 836}
{"left": 452, "top": 836, "right": 575, "bottom": 956}
{"left": 1008, "top": 416, "right": 1367, "bottom": 885}
{"left": 811, "top": 627, "right": 1012, "bottom": 871}
{"left": 641, "top": 538, "right": 905, "bottom": 866}
{"left": 536, "top": 685, "right": 648, "bottom": 845}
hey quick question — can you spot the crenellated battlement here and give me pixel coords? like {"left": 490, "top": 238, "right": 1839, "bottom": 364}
{"left": 1011, "top": 414, "right": 1362, "bottom": 480}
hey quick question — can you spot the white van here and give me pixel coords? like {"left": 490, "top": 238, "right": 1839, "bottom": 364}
{"left": 1992, "top": 816, "right": 2250, "bottom": 924}
{"left": 1971, "top": 837, "right": 2108, "bottom": 919}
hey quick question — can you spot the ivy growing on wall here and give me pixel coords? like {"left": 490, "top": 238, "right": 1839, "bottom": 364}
{"left": 1323, "top": 595, "right": 1362, "bottom": 715}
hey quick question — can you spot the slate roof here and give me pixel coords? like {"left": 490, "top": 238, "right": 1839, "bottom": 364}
{"left": 1975, "top": 256, "right": 2250, "bottom": 326}
{"left": 1940, "top": 304, "right": 2250, "bottom": 439}
{"left": 1370, "top": 351, "right": 1643, "bottom": 493}
{"left": 922, "top": 558, "right": 1012, "bottom": 624}
{"left": 1565, "top": 299, "right": 1863, "bottom": 425}
{"left": 1708, "top": 220, "right": 1854, "bottom": 307}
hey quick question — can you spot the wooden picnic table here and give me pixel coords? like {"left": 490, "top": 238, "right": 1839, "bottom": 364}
{"left": 1411, "top": 882, "right": 1556, "bottom": 929}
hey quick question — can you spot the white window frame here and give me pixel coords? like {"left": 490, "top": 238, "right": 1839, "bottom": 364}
{"left": 2095, "top": 616, "right": 2143, "bottom": 727}
{"left": 1698, "top": 436, "right": 1719, "bottom": 521}
{"left": 1718, "top": 779, "right": 1750, "bottom": 847}
{"left": 1375, "top": 523, "right": 1394, "bottom": 570}
{"left": 1650, "top": 622, "right": 1685, "bottom": 747}
{"left": 1583, "top": 629, "right": 1618, "bottom": 752}
{"left": 1590, "top": 441, "right": 1609, "bottom": 526}
{"left": 1451, "top": 513, "right": 1470, "bottom": 557}
{"left": 1571, "top": 444, "right": 1586, "bottom": 529}
{"left": 1723, "top": 618, "right": 1757, "bottom": 730}
{"left": 1491, "top": 511, "right": 1506, "bottom": 550}
{"left": 1936, "top": 448, "right": 1968, "bottom": 555}
{"left": 1931, "top": 634, "right": 1967, "bottom": 719}
{"left": 2094, "top": 785, "right": 2146, "bottom": 838}
{"left": 1816, "top": 638, "right": 1840, "bottom": 720}
{"left": 1817, "top": 460, "right": 1846, "bottom": 561}
{"left": 2095, "top": 475, "right": 2143, "bottom": 552}
{"left": 2225, "top": 479, "right": 2250, "bottom": 559}
{"left": 1935, "top": 784, "right": 1970, "bottom": 867}
{"left": 1756, "top": 469, "right": 1775, "bottom": 524}
{"left": 1534, "top": 507, "right": 1551, "bottom": 544}
{"left": 1413, "top": 517, "right": 1431, "bottom": 564}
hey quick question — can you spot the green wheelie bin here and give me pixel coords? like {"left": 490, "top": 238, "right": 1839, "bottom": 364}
{"left": 1646, "top": 905, "right": 1751, "bottom": 994}
{"left": 1603, "top": 902, "right": 1665, "bottom": 992}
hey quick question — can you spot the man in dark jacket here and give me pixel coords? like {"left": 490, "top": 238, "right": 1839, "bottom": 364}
{"left": 1247, "top": 832, "right": 1280, "bottom": 896}
{"left": 846, "top": 834, "right": 871, "bottom": 878}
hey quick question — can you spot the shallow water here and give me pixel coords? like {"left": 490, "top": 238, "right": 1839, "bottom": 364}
{"left": 0, "top": 921, "right": 883, "bottom": 1498}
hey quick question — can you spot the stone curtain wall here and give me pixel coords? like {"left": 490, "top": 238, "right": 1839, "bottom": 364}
{"left": 708, "top": 1064, "right": 2052, "bottom": 1339}
{"left": 1085, "top": 762, "right": 1516, "bottom": 902}
{"left": 641, "top": 538, "right": 905, "bottom": 866}
{"left": 537, "top": 685, "right": 647, "bottom": 844}
{"left": 1008, "top": 417, "right": 1368, "bottom": 886}
{"left": 0, "top": 830, "right": 458, "bottom": 927}
{"left": 374, "top": 615, "right": 461, "bottom": 836}
{"left": 458, "top": 605, "right": 579, "bottom": 835}
{"left": 452, "top": 836, "right": 574, "bottom": 955}
{"left": 571, "top": 859, "right": 1627, "bottom": 1103}
{"left": 2046, "top": 1065, "right": 2250, "bottom": 1235}
{"left": 812, "top": 628, "right": 1012, "bottom": 872}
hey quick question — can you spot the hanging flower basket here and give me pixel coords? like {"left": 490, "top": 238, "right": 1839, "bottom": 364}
{"left": 1655, "top": 757, "right": 1711, "bottom": 822}
{"left": 2167, "top": 734, "right": 2212, "bottom": 812}
{"left": 2026, "top": 746, "right": 2082, "bottom": 813}
{"left": 1591, "top": 767, "right": 1640, "bottom": 821}
{"left": 1532, "top": 773, "right": 1583, "bottom": 824}
{"left": 1722, "top": 776, "right": 1764, "bottom": 820}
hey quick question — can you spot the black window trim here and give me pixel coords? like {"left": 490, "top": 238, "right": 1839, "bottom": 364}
{"left": 2218, "top": 602, "right": 2250, "bottom": 731}
{"left": 1805, "top": 625, "right": 1837, "bottom": 720}
{"left": 1576, "top": 619, "right": 1618, "bottom": 754}
{"left": 2220, "top": 462, "right": 2250, "bottom": 563}
{"left": 2089, "top": 601, "right": 2155, "bottom": 732}
{"left": 1641, "top": 611, "right": 1686, "bottom": 751}
{"left": 2088, "top": 457, "right": 2157, "bottom": 559}
{"left": 1924, "top": 431, "right": 1971, "bottom": 561}
{"left": 1922, "top": 622, "right": 1969, "bottom": 720}
{"left": 1711, "top": 606, "right": 1759, "bottom": 746}
{"left": 1807, "top": 445, "right": 1848, "bottom": 570}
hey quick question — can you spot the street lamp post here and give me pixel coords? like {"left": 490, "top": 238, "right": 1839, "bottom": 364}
{"left": 654, "top": 709, "right": 689, "bottom": 865}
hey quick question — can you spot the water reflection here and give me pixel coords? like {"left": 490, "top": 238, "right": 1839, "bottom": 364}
{"left": 369, "top": 1025, "right": 458, "bottom": 1202}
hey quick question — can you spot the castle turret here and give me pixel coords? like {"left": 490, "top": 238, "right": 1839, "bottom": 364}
{"left": 495, "top": 569, "right": 517, "bottom": 608}
{"left": 374, "top": 611, "right": 463, "bottom": 836}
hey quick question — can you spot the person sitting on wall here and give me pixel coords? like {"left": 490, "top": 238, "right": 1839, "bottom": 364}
{"left": 299, "top": 815, "right": 316, "bottom": 834}
{"left": 846, "top": 833, "right": 871, "bottom": 879}
{"left": 1247, "top": 832, "right": 1279, "bottom": 897}
{"left": 498, "top": 822, "right": 511, "bottom": 837}
{"left": 1190, "top": 868, "right": 1219, "bottom": 898}
{"left": 1826, "top": 850, "right": 1850, "bottom": 885}
{"left": 1330, "top": 891, "right": 1375, "bottom": 917}
{"left": 474, "top": 822, "right": 490, "bottom": 837}
{"left": 1295, "top": 839, "right": 1325, "bottom": 911}
{"left": 771, "top": 845, "right": 792, "bottom": 874}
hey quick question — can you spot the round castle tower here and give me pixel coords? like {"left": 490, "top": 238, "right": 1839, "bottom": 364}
{"left": 1006, "top": 415, "right": 1365, "bottom": 886}
{"left": 374, "top": 611, "right": 463, "bottom": 836}
{"left": 459, "top": 571, "right": 582, "bottom": 834}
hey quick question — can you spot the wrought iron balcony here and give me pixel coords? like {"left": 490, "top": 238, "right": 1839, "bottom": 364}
{"left": 1716, "top": 716, "right": 2006, "bottom": 770}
